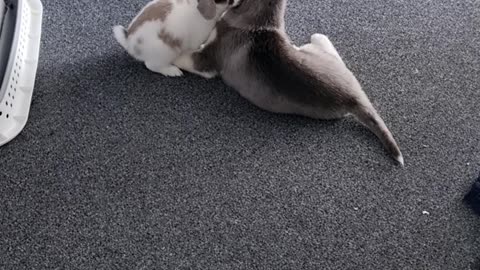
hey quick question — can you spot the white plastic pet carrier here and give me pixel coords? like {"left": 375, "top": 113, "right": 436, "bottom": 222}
{"left": 0, "top": 0, "right": 42, "bottom": 146}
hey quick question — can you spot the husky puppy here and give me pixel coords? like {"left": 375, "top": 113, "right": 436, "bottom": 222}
{"left": 174, "top": 0, "right": 404, "bottom": 165}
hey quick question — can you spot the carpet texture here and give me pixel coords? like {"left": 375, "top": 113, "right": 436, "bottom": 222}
{"left": 1, "top": 0, "right": 480, "bottom": 269}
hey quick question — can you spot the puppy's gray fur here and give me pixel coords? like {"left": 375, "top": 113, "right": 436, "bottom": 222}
{"left": 174, "top": 0, "right": 404, "bottom": 165}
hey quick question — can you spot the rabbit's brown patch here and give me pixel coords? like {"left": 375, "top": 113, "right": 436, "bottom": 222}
{"left": 128, "top": 0, "right": 173, "bottom": 35}
{"left": 158, "top": 29, "right": 182, "bottom": 50}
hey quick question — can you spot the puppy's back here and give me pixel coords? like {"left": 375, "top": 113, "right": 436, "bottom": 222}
{"left": 226, "top": 29, "right": 403, "bottom": 164}
{"left": 247, "top": 30, "right": 360, "bottom": 109}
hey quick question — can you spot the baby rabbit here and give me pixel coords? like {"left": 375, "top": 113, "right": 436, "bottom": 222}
{"left": 113, "top": 0, "right": 232, "bottom": 77}
{"left": 174, "top": 0, "right": 404, "bottom": 165}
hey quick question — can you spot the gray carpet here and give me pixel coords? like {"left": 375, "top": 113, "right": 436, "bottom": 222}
{"left": 1, "top": 0, "right": 479, "bottom": 269}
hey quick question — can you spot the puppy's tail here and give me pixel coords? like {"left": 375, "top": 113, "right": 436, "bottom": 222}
{"left": 113, "top": 25, "right": 129, "bottom": 51}
{"left": 351, "top": 102, "right": 404, "bottom": 166}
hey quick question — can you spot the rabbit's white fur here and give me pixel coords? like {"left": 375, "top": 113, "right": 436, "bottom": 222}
{"left": 113, "top": 0, "right": 229, "bottom": 77}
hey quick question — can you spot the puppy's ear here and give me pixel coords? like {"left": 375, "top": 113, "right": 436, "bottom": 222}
{"left": 197, "top": 0, "right": 216, "bottom": 20}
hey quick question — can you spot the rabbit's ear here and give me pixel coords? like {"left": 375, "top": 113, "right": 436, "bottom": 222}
{"left": 197, "top": 0, "right": 216, "bottom": 20}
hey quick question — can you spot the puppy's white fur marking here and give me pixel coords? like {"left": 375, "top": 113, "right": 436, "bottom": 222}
{"left": 204, "top": 28, "right": 218, "bottom": 46}
{"left": 197, "top": 28, "right": 217, "bottom": 50}
{"left": 396, "top": 155, "right": 405, "bottom": 167}
{"left": 310, "top": 34, "right": 342, "bottom": 61}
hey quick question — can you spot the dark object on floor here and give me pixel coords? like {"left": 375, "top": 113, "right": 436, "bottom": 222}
{"left": 464, "top": 173, "right": 480, "bottom": 216}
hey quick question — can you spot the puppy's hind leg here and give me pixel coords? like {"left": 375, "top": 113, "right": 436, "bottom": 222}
{"left": 311, "top": 34, "right": 343, "bottom": 62}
